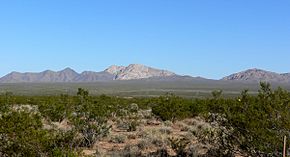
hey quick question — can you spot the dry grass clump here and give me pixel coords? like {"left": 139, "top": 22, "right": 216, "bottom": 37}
{"left": 123, "top": 144, "right": 142, "bottom": 157}
{"left": 174, "top": 121, "right": 190, "bottom": 131}
{"left": 164, "top": 120, "right": 173, "bottom": 127}
{"left": 116, "top": 119, "right": 129, "bottom": 131}
{"left": 136, "top": 127, "right": 170, "bottom": 152}
{"left": 137, "top": 127, "right": 158, "bottom": 138}
{"left": 137, "top": 139, "right": 151, "bottom": 150}
{"left": 127, "top": 133, "right": 137, "bottom": 140}
{"left": 159, "top": 126, "right": 172, "bottom": 134}
{"left": 146, "top": 118, "right": 161, "bottom": 126}
{"left": 138, "top": 109, "right": 153, "bottom": 119}
{"left": 109, "top": 134, "right": 127, "bottom": 144}
{"left": 183, "top": 132, "right": 196, "bottom": 141}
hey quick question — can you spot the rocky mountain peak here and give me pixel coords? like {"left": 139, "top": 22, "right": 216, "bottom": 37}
{"left": 104, "top": 64, "right": 176, "bottom": 80}
{"left": 114, "top": 64, "right": 176, "bottom": 80}
{"left": 222, "top": 68, "right": 289, "bottom": 82}
{"left": 105, "top": 65, "right": 126, "bottom": 75}
{"left": 42, "top": 70, "right": 54, "bottom": 73}
{"left": 127, "top": 64, "right": 146, "bottom": 68}
{"left": 59, "top": 67, "right": 77, "bottom": 74}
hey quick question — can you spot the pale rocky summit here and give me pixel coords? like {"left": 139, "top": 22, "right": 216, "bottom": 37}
{"left": 114, "top": 64, "right": 176, "bottom": 80}
{"left": 104, "top": 65, "right": 126, "bottom": 75}
{"left": 222, "top": 68, "right": 289, "bottom": 83}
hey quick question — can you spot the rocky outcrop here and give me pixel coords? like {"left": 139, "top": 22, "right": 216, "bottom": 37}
{"left": 104, "top": 65, "right": 126, "bottom": 75}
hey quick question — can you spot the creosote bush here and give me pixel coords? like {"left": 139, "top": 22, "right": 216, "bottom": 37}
{"left": 152, "top": 93, "right": 191, "bottom": 121}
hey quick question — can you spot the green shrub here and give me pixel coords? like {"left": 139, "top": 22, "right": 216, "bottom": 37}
{"left": 72, "top": 116, "right": 111, "bottom": 148}
{"left": 0, "top": 109, "right": 50, "bottom": 156}
{"left": 206, "top": 82, "right": 290, "bottom": 156}
{"left": 152, "top": 93, "right": 191, "bottom": 121}
{"left": 51, "top": 148, "right": 79, "bottom": 157}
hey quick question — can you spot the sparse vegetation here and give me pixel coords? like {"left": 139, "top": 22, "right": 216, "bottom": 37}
{"left": 0, "top": 83, "right": 289, "bottom": 156}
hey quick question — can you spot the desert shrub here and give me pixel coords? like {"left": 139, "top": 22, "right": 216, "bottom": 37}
{"left": 152, "top": 137, "right": 165, "bottom": 147}
{"left": 50, "top": 129, "right": 81, "bottom": 151}
{"left": 0, "top": 109, "right": 51, "bottom": 156}
{"left": 152, "top": 93, "right": 191, "bottom": 121}
{"left": 69, "top": 89, "right": 112, "bottom": 147}
{"left": 202, "top": 148, "right": 234, "bottom": 157}
{"left": 116, "top": 119, "right": 139, "bottom": 132}
{"left": 77, "top": 88, "right": 89, "bottom": 102}
{"left": 164, "top": 120, "right": 173, "bottom": 127}
{"left": 127, "top": 133, "right": 137, "bottom": 139}
{"left": 72, "top": 116, "right": 111, "bottom": 147}
{"left": 2, "top": 92, "right": 14, "bottom": 105}
{"left": 110, "top": 134, "right": 127, "bottom": 143}
{"left": 211, "top": 90, "right": 223, "bottom": 99}
{"left": 0, "top": 92, "right": 14, "bottom": 114}
{"left": 122, "top": 144, "right": 142, "bottom": 157}
{"left": 169, "top": 137, "right": 190, "bottom": 157}
{"left": 127, "top": 119, "right": 139, "bottom": 132}
{"left": 148, "top": 148, "right": 170, "bottom": 157}
{"left": 38, "top": 94, "right": 74, "bottom": 122}
{"left": 205, "top": 82, "right": 290, "bottom": 156}
{"left": 139, "top": 109, "right": 153, "bottom": 119}
{"left": 39, "top": 102, "right": 68, "bottom": 122}
{"left": 137, "top": 139, "right": 151, "bottom": 150}
{"left": 183, "top": 132, "right": 195, "bottom": 142}
{"left": 175, "top": 121, "right": 190, "bottom": 131}
{"left": 186, "top": 144, "right": 199, "bottom": 157}
{"left": 189, "top": 99, "right": 209, "bottom": 116}
{"left": 159, "top": 126, "right": 172, "bottom": 134}
{"left": 117, "top": 120, "right": 130, "bottom": 130}
{"left": 51, "top": 148, "right": 79, "bottom": 157}
{"left": 128, "top": 103, "right": 139, "bottom": 113}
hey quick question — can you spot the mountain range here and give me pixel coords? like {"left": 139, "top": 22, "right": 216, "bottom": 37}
{"left": 0, "top": 64, "right": 289, "bottom": 83}
{"left": 0, "top": 64, "right": 178, "bottom": 83}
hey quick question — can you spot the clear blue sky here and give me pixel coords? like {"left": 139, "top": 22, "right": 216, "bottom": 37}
{"left": 0, "top": 0, "right": 289, "bottom": 79}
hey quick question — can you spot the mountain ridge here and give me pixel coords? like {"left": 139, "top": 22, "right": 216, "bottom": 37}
{"left": 0, "top": 64, "right": 178, "bottom": 83}
{"left": 1, "top": 66, "right": 289, "bottom": 83}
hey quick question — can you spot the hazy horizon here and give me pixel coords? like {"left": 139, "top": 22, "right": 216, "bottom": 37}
{"left": 0, "top": 0, "right": 289, "bottom": 79}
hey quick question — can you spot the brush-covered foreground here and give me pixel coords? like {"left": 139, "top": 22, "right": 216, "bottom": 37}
{"left": 0, "top": 82, "right": 289, "bottom": 157}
